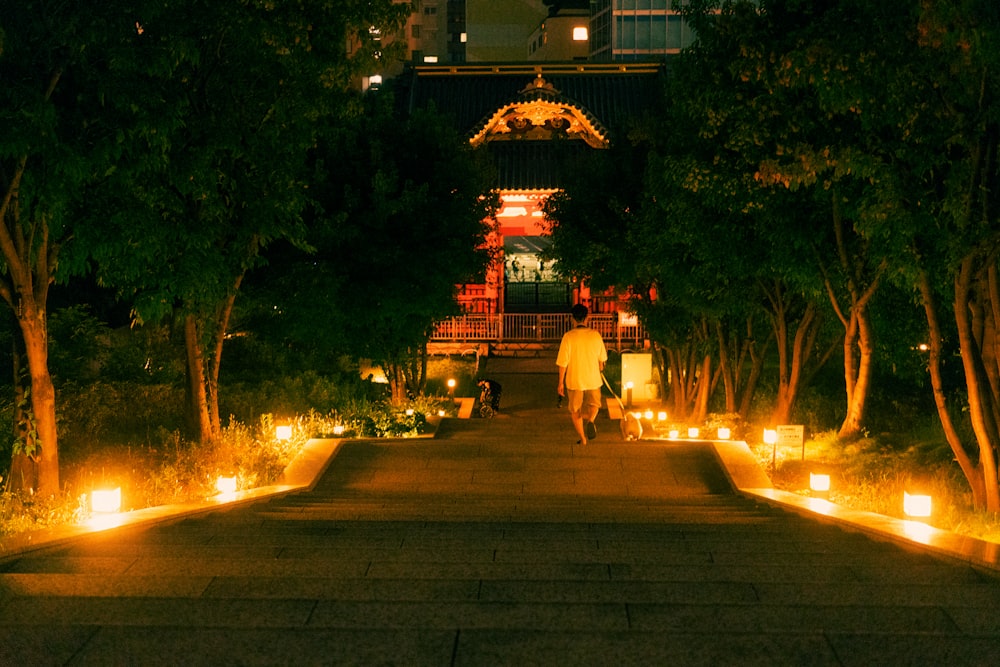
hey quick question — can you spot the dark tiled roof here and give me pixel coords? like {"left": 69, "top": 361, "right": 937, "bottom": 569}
{"left": 401, "top": 63, "right": 665, "bottom": 191}
{"left": 489, "top": 141, "right": 590, "bottom": 192}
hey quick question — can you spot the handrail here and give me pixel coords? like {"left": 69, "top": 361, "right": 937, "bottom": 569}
{"left": 432, "top": 313, "right": 646, "bottom": 348}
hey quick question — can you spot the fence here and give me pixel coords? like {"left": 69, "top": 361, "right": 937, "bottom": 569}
{"left": 431, "top": 313, "right": 647, "bottom": 349}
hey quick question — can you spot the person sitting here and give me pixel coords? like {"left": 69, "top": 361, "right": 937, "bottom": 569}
{"left": 477, "top": 379, "right": 502, "bottom": 412}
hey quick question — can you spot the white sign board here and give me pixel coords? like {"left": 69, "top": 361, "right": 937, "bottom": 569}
{"left": 777, "top": 425, "right": 804, "bottom": 447}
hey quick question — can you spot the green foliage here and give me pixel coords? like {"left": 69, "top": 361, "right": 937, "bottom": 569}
{"left": 305, "top": 92, "right": 499, "bottom": 387}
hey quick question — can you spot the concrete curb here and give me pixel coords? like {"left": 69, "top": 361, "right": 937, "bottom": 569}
{"left": 704, "top": 438, "right": 1000, "bottom": 574}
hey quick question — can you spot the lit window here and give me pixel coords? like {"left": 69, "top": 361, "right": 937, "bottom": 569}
{"left": 423, "top": 55, "right": 439, "bottom": 63}
{"left": 573, "top": 26, "right": 588, "bottom": 41}
{"left": 460, "top": 32, "right": 467, "bottom": 43}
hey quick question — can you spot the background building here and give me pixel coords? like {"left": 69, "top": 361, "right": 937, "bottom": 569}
{"left": 589, "top": 0, "right": 696, "bottom": 61}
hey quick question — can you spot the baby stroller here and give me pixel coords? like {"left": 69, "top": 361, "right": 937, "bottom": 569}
{"left": 477, "top": 379, "right": 502, "bottom": 418}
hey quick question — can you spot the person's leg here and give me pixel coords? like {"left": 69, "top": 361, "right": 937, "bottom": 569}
{"left": 582, "top": 388, "right": 601, "bottom": 440}
{"left": 566, "top": 389, "right": 588, "bottom": 444}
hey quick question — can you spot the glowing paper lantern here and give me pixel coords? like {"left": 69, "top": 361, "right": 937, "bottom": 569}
{"left": 332, "top": 424, "right": 345, "bottom": 436}
{"left": 687, "top": 427, "right": 700, "bottom": 438}
{"left": 763, "top": 429, "right": 778, "bottom": 445}
{"left": 275, "top": 425, "right": 292, "bottom": 441}
{"left": 809, "top": 473, "right": 831, "bottom": 493}
{"left": 657, "top": 412, "right": 667, "bottom": 422}
{"left": 91, "top": 488, "right": 122, "bottom": 513}
{"left": 216, "top": 476, "right": 237, "bottom": 495}
{"left": 904, "top": 492, "right": 932, "bottom": 518}
{"left": 668, "top": 429, "right": 680, "bottom": 439}
{"left": 717, "top": 427, "right": 731, "bottom": 440}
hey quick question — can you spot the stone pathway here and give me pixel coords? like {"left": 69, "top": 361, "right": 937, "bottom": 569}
{"left": 1, "top": 355, "right": 998, "bottom": 665}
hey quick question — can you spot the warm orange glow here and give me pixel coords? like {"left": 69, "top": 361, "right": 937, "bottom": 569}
{"left": 687, "top": 427, "right": 700, "bottom": 438}
{"left": 717, "top": 427, "right": 731, "bottom": 440}
{"left": 333, "top": 424, "right": 345, "bottom": 436}
{"left": 216, "top": 476, "right": 237, "bottom": 494}
{"left": 91, "top": 488, "right": 122, "bottom": 513}
{"left": 763, "top": 429, "right": 778, "bottom": 445}
{"left": 573, "top": 26, "right": 588, "bottom": 41}
{"left": 809, "top": 473, "right": 831, "bottom": 492}
{"left": 668, "top": 429, "right": 679, "bottom": 439}
{"left": 657, "top": 411, "right": 667, "bottom": 421}
{"left": 904, "top": 492, "right": 932, "bottom": 518}
{"left": 276, "top": 425, "right": 292, "bottom": 441}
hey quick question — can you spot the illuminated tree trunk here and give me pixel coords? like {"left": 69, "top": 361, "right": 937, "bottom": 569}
{"left": 183, "top": 279, "right": 241, "bottom": 444}
{"left": 917, "top": 266, "right": 991, "bottom": 510}
{"left": 764, "top": 281, "right": 819, "bottom": 427}
{"left": 953, "top": 257, "right": 1000, "bottom": 512}
{"left": 717, "top": 317, "right": 768, "bottom": 420}
{"left": 1, "top": 150, "right": 61, "bottom": 496}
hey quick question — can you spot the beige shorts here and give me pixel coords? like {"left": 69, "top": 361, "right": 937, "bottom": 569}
{"left": 565, "top": 388, "right": 601, "bottom": 414}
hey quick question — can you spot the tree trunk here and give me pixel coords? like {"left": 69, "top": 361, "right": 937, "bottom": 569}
{"left": 16, "top": 306, "right": 58, "bottom": 495}
{"left": 764, "top": 280, "right": 819, "bottom": 426}
{"left": 826, "top": 194, "right": 884, "bottom": 441}
{"left": 952, "top": 256, "right": 1000, "bottom": 512}
{"left": 182, "top": 276, "right": 242, "bottom": 444}
{"left": 692, "top": 353, "right": 712, "bottom": 424}
{"left": 837, "top": 308, "right": 875, "bottom": 440}
{"left": 0, "top": 71, "right": 64, "bottom": 496}
{"left": 184, "top": 314, "right": 214, "bottom": 444}
{"left": 716, "top": 321, "right": 737, "bottom": 414}
{"left": 917, "top": 266, "right": 986, "bottom": 508}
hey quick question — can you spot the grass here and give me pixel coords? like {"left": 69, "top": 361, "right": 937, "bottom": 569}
{"left": 0, "top": 361, "right": 474, "bottom": 541}
{"left": 752, "top": 429, "right": 1000, "bottom": 544}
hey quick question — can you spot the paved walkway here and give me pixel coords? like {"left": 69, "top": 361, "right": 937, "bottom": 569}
{"left": 1, "top": 355, "right": 999, "bottom": 665}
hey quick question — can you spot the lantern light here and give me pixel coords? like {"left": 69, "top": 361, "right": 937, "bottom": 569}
{"left": 904, "top": 492, "right": 932, "bottom": 518}
{"left": 763, "top": 429, "right": 778, "bottom": 445}
{"left": 717, "top": 427, "right": 731, "bottom": 440}
{"left": 809, "top": 473, "right": 831, "bottom": 493}
{"left": 91, "top": 488, "right": 122, "bottom": 513}
{"left": 668, "top": 429, "right": 680, "bottom": 439}
{"left": 332, "top": 424, "right": 345, "bottom": 436}
{"left": 657, "top": 411, "right": 667, "bottom": 421}
{"left": 216, "top": 476, "right": 237, "bottom": 495}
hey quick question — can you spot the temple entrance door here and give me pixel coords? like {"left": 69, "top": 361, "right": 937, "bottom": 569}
{"left": 503, "top": 235, "right": 571, "bottom": 313}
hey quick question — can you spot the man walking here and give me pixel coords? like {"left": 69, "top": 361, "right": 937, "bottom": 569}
{"left": 556, "top": 304, "right": 608, "bottom": 445}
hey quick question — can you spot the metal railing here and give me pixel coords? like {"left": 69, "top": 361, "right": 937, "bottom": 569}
{"left": 432, "top": 313, "right": 647, "bottom": 348}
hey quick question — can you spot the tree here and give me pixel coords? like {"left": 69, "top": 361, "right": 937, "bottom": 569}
{"left": 864, "top": 1, "right": 1000, "bottom": 511}
{"left": 81, "top": 0, "right": 410, "bottom": 442}
{"left": 310, "top": 95, "right": 499, "bottom": 404}
{"left": 0, "top": 3, "right": 147, "bottom": 494}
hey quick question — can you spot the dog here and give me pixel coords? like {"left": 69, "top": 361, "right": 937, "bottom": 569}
{"left": 620, "top": 411, "right": 643, "bottom": 441}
